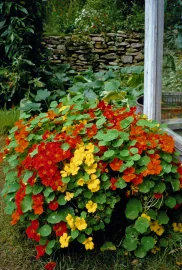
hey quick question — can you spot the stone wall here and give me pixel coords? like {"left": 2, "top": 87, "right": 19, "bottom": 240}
{"left": 43, "top": 31, "right": 144, "bottom": 71}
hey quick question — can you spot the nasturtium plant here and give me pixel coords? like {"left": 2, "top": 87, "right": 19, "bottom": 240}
{"left": 0, "top": 93, "right": 182, "bottom": 267}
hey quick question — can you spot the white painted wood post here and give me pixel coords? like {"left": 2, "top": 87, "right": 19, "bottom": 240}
{"left": 144, "top": 0, "right": 164, "bottom": 122}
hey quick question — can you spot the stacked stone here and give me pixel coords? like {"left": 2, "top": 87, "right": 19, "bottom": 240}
{"left": 43, "top": 31, "right": 144, "bottom": 71}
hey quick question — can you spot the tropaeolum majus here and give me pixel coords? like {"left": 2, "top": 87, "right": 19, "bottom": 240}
{"left": 1, "top": 93, "right": 182, "bottom": 263}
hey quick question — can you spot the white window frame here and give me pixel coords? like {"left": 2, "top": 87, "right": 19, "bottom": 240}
{"left": 144, "top": 0, "right": 182, "bottom": 153}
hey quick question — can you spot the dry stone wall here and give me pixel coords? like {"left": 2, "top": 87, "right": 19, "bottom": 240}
{"left": 43, "top": 31, "right": 144, "bottom": 71}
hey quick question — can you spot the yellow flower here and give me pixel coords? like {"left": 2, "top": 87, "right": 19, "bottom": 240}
{"left": 61, "top": 125, "right": 73, "bottom": 132}
{"left": 57, "top": 183, "right": 67, "bottom": 192}
{"left": 59, "top": 105, "right": 70, "bottom": 112}
{"left": 156, "top": 227, "right": 164, "bottom": 236}
{"left": 62, "top": 115, "right": 67, "bottom": 121}
{"left": 141, "top": 213, "right": 151, "bottom": 221}
{"left": 86, "top": 200, "right": 97, "bottom": 213}
{"left": 80, "top": 119, "right": 87, "bottom": 125}
{"left": 60, "top": 164, "right": 71, "bottom": 177}
{"left": 172, "top": 222, "right": 182, "bottom": 232}
{"left": 72, "top": 148, "right": 85, "bottom": 166}
{"left": 59, "top": 233, "right": 71, "bottom": 248}
{"left": 150, "top": 220, "right": 164, "bottom": 236}
{"left": 87, "top": 174, "right": 100, "bottom": 192}
{"left": 65, "top": 192, "right": 74, "bottom": 201}
{"left": 151, "top": 246, "right": 160, "bottom": 254}
{"left": 66, "top": 214, "right": 76, "bottom": 230}
{"left": 83, "top": 237, "right": 94, "bottom": 250}
{"left": 77, "top": 178, "right": 85, "bottom": 186}
{"left": 85, "top": 153, "right": 95, "bottom": 166}
{"left": 90, "top": 185, "right": 100, "bottom": 192}
{"left": 85, "top": 163, "right": 97, "bottom": 174}
{"left": 69, "top": 162, "right": 80, "bottom": 175}
{"left": 75, "top": 217, "right": 87, "bottom": 230}
{"left": 85, "top": 143, "right": 95, "bottom": 153}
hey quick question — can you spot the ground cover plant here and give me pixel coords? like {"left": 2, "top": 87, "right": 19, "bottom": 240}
{"left": 20, "top": 65, "right": 144, "bottom": 114}
{"left": 0, "top": 93, "right": 182, "bottom": 269}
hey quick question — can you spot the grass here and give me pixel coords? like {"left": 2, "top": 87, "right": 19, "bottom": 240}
{"left": 0, "top": 124, "right": 182, "bottom": 270}
{"left": 0, "top": 109, "right": 20, "bottom": 135}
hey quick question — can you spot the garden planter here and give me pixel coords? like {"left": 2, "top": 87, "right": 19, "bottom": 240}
{"left": 136, "top": 92, "right": 182, "bottom": 120}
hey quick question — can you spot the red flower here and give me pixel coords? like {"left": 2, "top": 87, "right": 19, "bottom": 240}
{"left": 36, "top": 245, "right": 46, "bottom": 259}
{"left": 98, "top": 161, "right": 108, "bottom": 173}
{"left": 32, "top": 194, "right": 44, "bottom": 215}
{"left": 45, "top": 262, "right": 56, "bottom": 270}
{"left": 48, "top": 199, "right": 59, "bottom": 211}
{"left": 53, "top": 221, "right": 67, "bottom": 236}
{"left": 174, "top": 203, "right": 181, "bottom": 209}
{"left": 131, "top": 174, "right": 143, "bottom": 186}
{"left": 154, "top": 193, "right": 163, "bottom": 199}
{"left": 42, "top": 130, "right": 51, "bottom": 140}
{"left": 110, "top": 177, "right": 117, "bottom": 190}
{"left": 86, "top": 124, "right": 97, "bottom": 138}
{"left": 26, "top": 220, "right": 40, "bottom": 242}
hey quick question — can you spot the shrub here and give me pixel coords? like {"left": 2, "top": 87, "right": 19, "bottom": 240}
{"left": 0, "top": 0, "right": 48, "bottom": 106}
{"left": 0, "top": 94, "right": 182, "bottom": 268}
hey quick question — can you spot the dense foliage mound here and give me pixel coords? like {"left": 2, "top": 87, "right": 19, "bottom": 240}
{"left": 1, "top": 94, "right": 182, "bottom": 268}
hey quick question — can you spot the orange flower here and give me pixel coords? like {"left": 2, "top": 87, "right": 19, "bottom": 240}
{"left": 122, "top": 167, "right": 136, "bottom": 182}
{"left": 130, "top": 126, "right": 145, "bottom": 136}
{"left": 11, "top": 210, "right": 21, "bottom": 225}
{"left": 159, "top": 134, "right": 174, "bottom": 153}
{"left": 110, "top": 158, "right": 123, "bottom": 171}
{"left": 47, "top": 110, "right": 57, "bottom": 120}
{"left": 15, "top": 139, "right": 29, "bottom": 153}
{"left": 143, "top": 158, "right": 162, "bottom": 176}
{"left": 14, "top": 119, "right": 24, "bottom": 128}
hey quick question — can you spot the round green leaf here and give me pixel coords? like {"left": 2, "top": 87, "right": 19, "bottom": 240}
{"left": 77, "top": 233, "right": 86, "bottom": 243}
{"left": 134, "top": 246, "right": 147, "bottom": 258}
{"left": 134, "top": 217, "right": 150, "bottom": 233}
{"left": 96, "top": 117, "right": 106, "bottom": 127}
{"left": 158, "top": 211, "right": 169, "bottom": 225}
{"left": 120, "top": 116, "right": 134, "bottom": 129}
{"left": 153, "top": 182, "right": 166, "bottom": 193}
{"left": 165, "top": 196, "right": 176, "bottom": 208}
{"left": 103, "top": 130, "right": 119, "bottom": 141}
{"left": 125, "top": 206, "right": 139, "bottom": 220}
{"left": 159, "top": 238, "right": 168, "bottom": 247}
{"left": 112, "top": 139, "right": 124, "bottom": 147}
{"left": 141, "top": 236, "right": 155, "bottom": 251}
{"left": 120, "top": 150, "right": 130, "bottom": 157}
{"left": 58, "top": 195, "right": 67, "bottom": 205}
{"left": 39, "top": 224, "right": 52, "bottom": 237}
{"left": 5, "top": 201, "right": 16, "bottom": 214}
{"left": 171, "top": 179, "right": 180, "bottom": 191}
{"left": 130, "top": 148, "right": 138, "bottom": 154}
{"left": 22, "top": 170, "right": 33, "bottom": 184}
{"left": 138, "top": 156, "right": 150, "bottom": 166}
{"left": 123, "top": 235, "right": 138, "bottom": 251}
{"left": 71, "top": 230, "right": 79, "bottom": 239}
{"left": 103, "top": 150, "right": 115, "bottom": 158}
{"left": 33, "top": 185, "right": 44, "bottom": 195}
{"left": 139, "top": 180, "right": 155, "bottom": 193}
{"left": 47, "top": 212, "right": 62, "bottom": 224}
{"left": 100, "top": 241, "right": 116, "bottom": 251}
{"left": 21, "top": 195, "right": 32, "bottom": 213}
{"left": 132, "top": 154, "right": 141, "bottom": 161}
{"left": 115, "top": 178, "right": 127, "bottom": 189}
